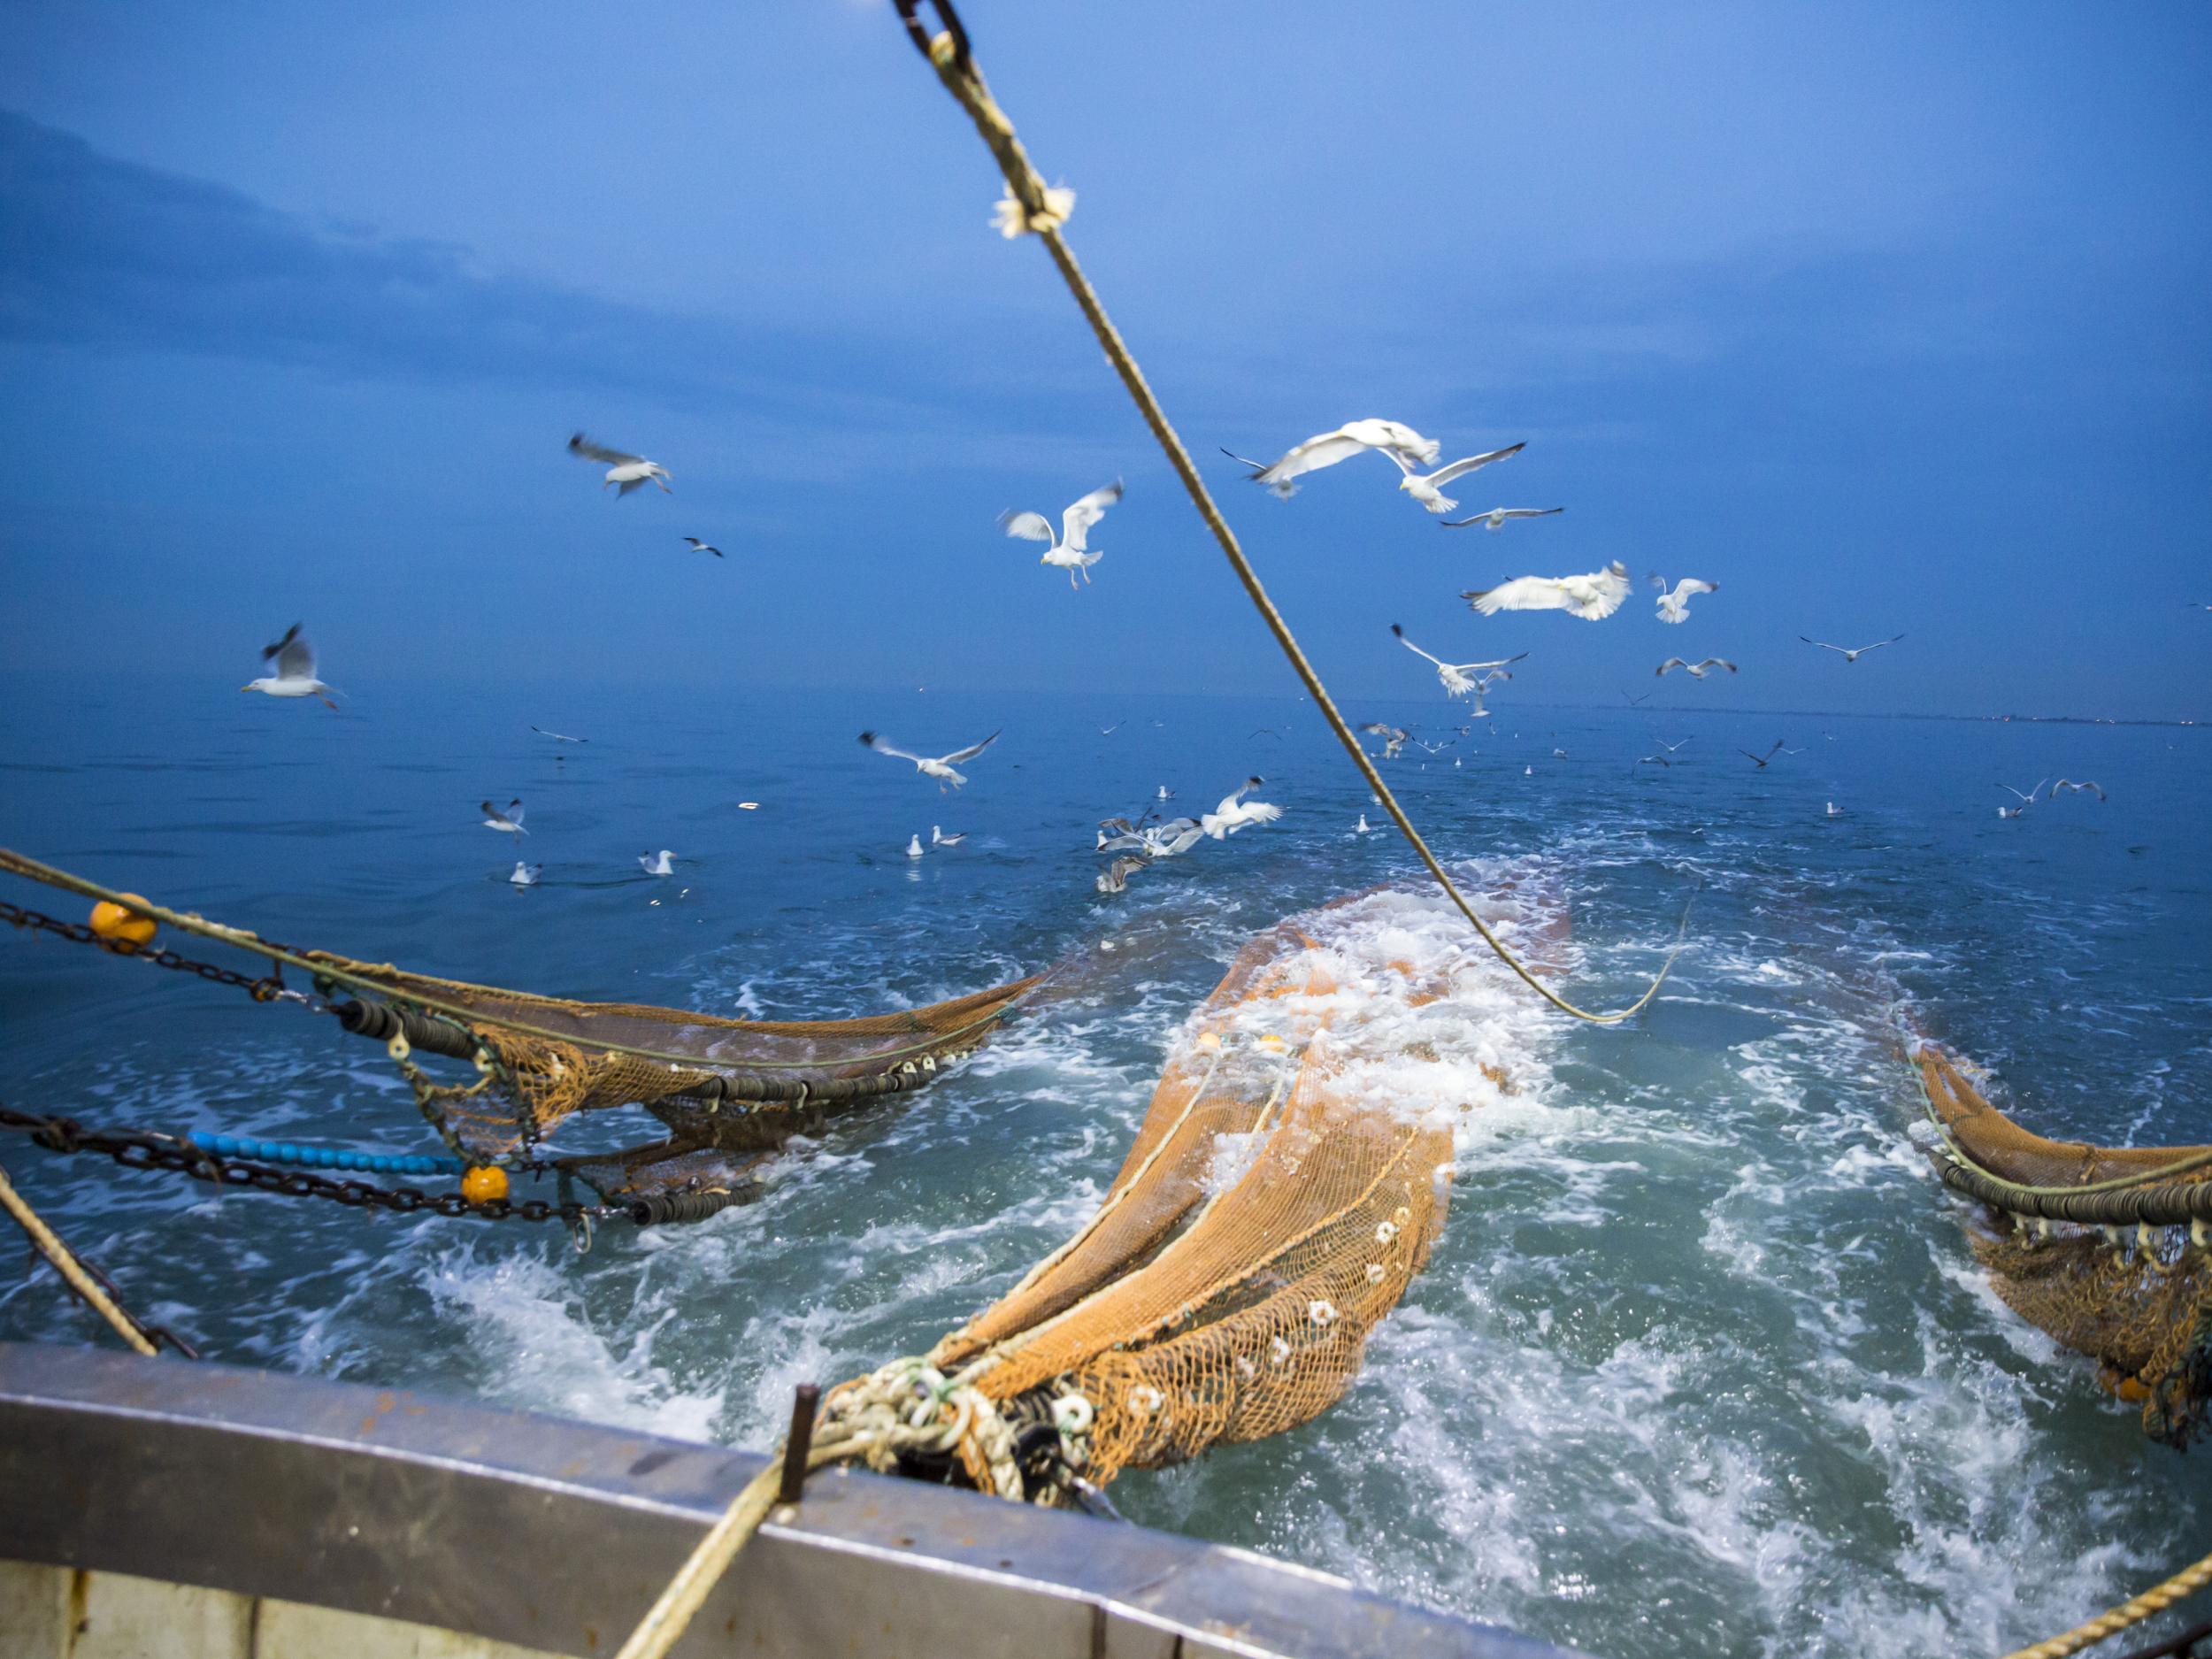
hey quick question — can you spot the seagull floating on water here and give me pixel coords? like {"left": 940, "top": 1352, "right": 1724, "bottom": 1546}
{"left": 1651, "top": 576, "right": 1717, "bottom": 624}
{"left": 1001, "top": 480, "right": 1124, "bottom": 589}
{"left": 1390, "top": 626, "right": 1526, "bottom": 699}
{"left": 1801, "top": 634, "right": 1904, "bottom": 663}
{"left": 568, "top": 434, "right": 671, "bottom": 496}
{"left": 680, "top": 537, "right": 724, "bottom": 558}
{"left": 931, "top": 825, "right": 967, "bottom": 846}
{"left": 242, "top": 624, "right": 338, "bottom": 708}
{"left": 1201, "top": 778, "right": 1283, "bottom": 840}
{"left": 639, "top": 850, "right": 675, "bottom": 876}
{"left": 1825, "top": 803, "right": 1845, "bottom": 818}
{"left": 1443, "top": 506, "right": 1563, "bottom": 532}
{"left": 859, "top": 729, "right": 1001, "bottom": 792}
{"left": 1386, "top": 442, "right": 1525, "bottom": 515}
{"left": 480, "top": 799, "right": 526, "bottom": 837}
{"left": 1355, "top": 814, "right": 1371, "bottom": 833}
{"left": 1224, "top": 420, "right": 1439, "bottom": 498}
{"left": 1656, "top": 657, "right": 1737, "bottom": 680}
{"left": 510, "top": 862, "right": 542, "bottom": 887}
{"left": 1463, "top": 562, "right": 1631, "bottom": 621}
{"left": 1156, "top": 786, "right": 1175, "bottom": 802}
{"left": 905, "top": 835, "right": 925, "bottom": 860}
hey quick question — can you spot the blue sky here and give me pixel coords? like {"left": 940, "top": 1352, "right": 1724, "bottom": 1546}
{"left": 2, "top": 1, "right": 2207, "bottom": 718}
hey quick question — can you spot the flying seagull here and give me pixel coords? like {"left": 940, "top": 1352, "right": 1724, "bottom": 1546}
{"left": 1656, "top": 657, "right": 1738, "bottom": 679}
{"left": 1652, "top": 576, "right": 1717, "bottom": 624}
{"left": 1740, "top": 740, "right": 1786, "bottom": 769}
{"left": 859, "top": 729, "right": 1002, "bottom": 791}
{"left": 1200, "top": 777, "right": 1283, "bottom": 840}
{"left": 639, "top": 850, "right": 675, "bottom": 876}
{"left": 2050, "top": 779, "right": 2107, "bottom": 801}
{"left": 1443, "top": 507, "right": 1564, "bottom": 532}
{"left": 531, "top": 726, "right": 588, "bottom": 743}
{"left": 931, "top": 825, "right": 968, "bottom": 846}
{"left": 1386, "top": 442, "right": 1525, "bottom": 515}
{"left": 568, "top": 434, "right": 671, "bottom": 496}
{"left": 681, "top": 537, "right": 724, "bottom": 558}
{"left": 1801, "top": 634, "right": 1905, "bottom": 663}
{"left": 1000, "top": 480, "right": 1124, "bottom": 588}
{"left": 1223, "top": 419, "right": 1440, "bottom": 498}
{"left": 1390, "top": 625, "right": 1526, "bottom": 698}
{"left": 480, "top": 799, "right": 526, "bottom": 836}
{"left": 1638, "top": 754, "right": 1672, "bottom": 769}
{"left": 1142, "top": 818, "right": 1206, "bottom": 857}
{"left": 1361, "top": 723, "right": 1410, "bottom": 760}
{"left": 1095, "top": 855, "right": 1146, "bottom": 895}
{"left": 1657, "top": 737, "right": 1691, "bottom": 753}
{"left": 1463, "top": 562, "right": 1632, "bottom": 621}
{"left": 242, "top": 624, "right": 338, "bottom": 708}
{"left": 510, "top": 862, "right": 542, "bottom": 887}
{"left": 1996, "top": 780, "right": 2047, "bottom": 819}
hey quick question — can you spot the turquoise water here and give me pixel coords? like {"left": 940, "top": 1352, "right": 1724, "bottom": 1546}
{"left": 1, "top": 674, "right": 2207, "bottom": 1657}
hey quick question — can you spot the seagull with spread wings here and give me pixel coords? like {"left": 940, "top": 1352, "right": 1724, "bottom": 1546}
{"left": 1000, "top": 480, "right": 1124, "bottom": 588}
{"left": 1361, "top": 723, "right": 1410, "bottom": 760}
{"left": 2050, "top": 779, "right": 2108, "bottom": 801}
{"left": 1740, "top": 740, "right": 1786, "bottom": 770}
{"left": 1389, "top": 625, "right": 1526, "bottom": 698}
{"left": 1656, "top": 657, "right": 1738, "bottom": 680}
{"left": 1223, "top": 419, "right": 1440, "bottom": 498}
{"left": 242, "top": 624, "right": 338, "bottom": 708}
{"left": 1464, "top": 562, "right": 1631, "bottom": 621}
{"left": 1442, "top": 506, "right": 1564, "bottom": 532}
{"left": 480, "top": 799, "right": 526, "bottom": 837}
{"left": 680, "top": 537, "right": 723, "bottom": 558}
{"left": 567, "top": 434, "right": 671, "bottom": 495}
{"left": 531, "top": 726, "right": 588, "bottom": 743}
{"left": 1801, "top": 634, "right": 1904, "bottom": 663}
{"left": 1652, "top": 576, "right": 1718, "bottom": 624}
{"left": 859, "top": 729, "right": 1001, "bottom": 791}
{"left": 1996, "top": 780, "right": 2047, "bottom": 819}
{"left": 1386, "top": 442, "right": 1525, "bottom": 515}
{"left": 1200, "top": 778, "right": 1283, "bottom": 840}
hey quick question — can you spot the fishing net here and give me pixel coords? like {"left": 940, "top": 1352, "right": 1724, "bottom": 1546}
{"left": 821, "top": 882, "right": 1542, "bottom": 1499}
{"left": 311, "top": 951, "right": 1041, "bottom": 1167}
{"left": 1916, "top": 1047, "right": 2212, "bottom": 1448}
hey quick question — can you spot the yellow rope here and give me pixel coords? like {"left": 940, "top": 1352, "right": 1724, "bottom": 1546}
{"left": 0, "top": 1163, "right": 158, "bottom": 1357}
{"left": 903, "top": 20, "right": 1682, "bottom": 1025}
{"left": 1998, "top": 1545, "right": 2212, "bottom": 1659}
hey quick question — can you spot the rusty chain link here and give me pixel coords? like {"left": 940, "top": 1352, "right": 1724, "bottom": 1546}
{"left": 0, "top": 1104, "right": 613, "bottom": 1230}
{"left": 0, "top": 898, "right": 311, "bottom": 1006}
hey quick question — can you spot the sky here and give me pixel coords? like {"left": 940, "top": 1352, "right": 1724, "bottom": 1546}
{"left": 1, "top": 1, "right": 2207, "bottom": 719}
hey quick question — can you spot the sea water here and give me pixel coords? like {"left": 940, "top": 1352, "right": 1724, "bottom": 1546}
{"left": 1, "top": 674, "right": 2206, "bottom": 1658}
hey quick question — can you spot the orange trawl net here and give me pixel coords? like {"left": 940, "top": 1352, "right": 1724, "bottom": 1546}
{"left": 824, "top": 883, "right": 1537, "bottom": 1499}
{"left": 1916, "top": 1046, "right": 2212, "bottom": 1449}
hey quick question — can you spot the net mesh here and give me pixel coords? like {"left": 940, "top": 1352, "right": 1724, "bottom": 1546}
{"left": 865, "top": 883, "right": 1540, "bottom": 1493}
{"left": 1918, "top": 1048, "right": 2212, "bottom": 1448}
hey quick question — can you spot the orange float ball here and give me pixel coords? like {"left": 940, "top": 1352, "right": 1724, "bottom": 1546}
{"left": 461, "top": 1165, "right": 510, "bottom": 1204}
{"left": 89, "top": 895, "right": 158, "bottom": 949}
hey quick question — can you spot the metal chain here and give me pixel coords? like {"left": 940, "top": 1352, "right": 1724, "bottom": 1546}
{"left": 0, "top": 899, "right": 315, "bottom": 1008}
{"left": 0, "top": 1105, "right": 611, "bottom": 1229}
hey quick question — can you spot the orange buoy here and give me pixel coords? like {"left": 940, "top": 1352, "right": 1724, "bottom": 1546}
{"left": 88, "top": 895, "right": 157, "bottom": 949}
{"left": 461, "top": 1165, "right": 510, "bottom": 1205}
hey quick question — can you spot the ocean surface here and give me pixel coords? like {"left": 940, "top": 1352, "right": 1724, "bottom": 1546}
{"left": 2, "top": 673, "right": 2207, "bottom": 1659}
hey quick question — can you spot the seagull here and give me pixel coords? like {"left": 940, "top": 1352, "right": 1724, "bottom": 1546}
{"left": 1651, "top": 576, "right": 1718, "bottom": 624}
{"left": 1801, "top": 634, "right": 1905, "bottom": 663}
{"left": 480, "top": 799, "right": 526, "bottom": 837}
{"left": 1224, "top": 420, "right": 1440, "bottom": 498}
{"left": 1551, "top": 747, "right": 1569, "bottom": 758}
{"left": 1156, "top": 786, "right": 1175, "bottom": 802}
{"left": 905, "top": 835, "right": 926, "bottom": 859}
{"left": 510, "top": 862, "right": 542, "bottom": 887}
{"left": 1740, "top": 740, "right": 1786, "bottom": 769}
{"left": 1443, "top": 506, "right": 1564, "bottom": 532}
{"left": 1389, "top": 626, "right": 1526, "bottom": 698}
{"left": 1638, "top": 754, "right": 1672, "bottom": 769}
{"left": 931, "top": 825, "right": 968, "bottom": 845}
{"left": 1097, "top": 819, "right": 1150, "bottom": 853}
{"left": 1249, "top": 727, "right": 1284, "bottom": 741}
{"left": 1142, "top": 818, "right": 1206, "bottom": 857}
{"left": 1825, "top": 803, "right": 1845, "bottom": 818}
{"left": 681, "top": 537, "right": 724, "bottom": 558}
{"left": 1201, "top": 778, "right": 1283, "bottom": 840}
{"left": 1463, "top": 562, "right": 1632, "bottom": 621}
{"left": 1656, "top": 657, "right": 1738, "bottom": 680}
{"left": 531, "top": 726, "right": 588, "bottom": 743}
{"left": 1100, "top": 722, "right": 1124, "bottom": 736}
{"left": 568, "top": 434, "right": 671, "bottom": 495}
{"left": 242, "top": 624, "right": 337, "bottom": 708}
{"left": 1657, "top": 737, "right": 1691, "bottom": 753}
{"left": 1000, "top": 480, "right": 1123, "bottom": 588}
{"left": 1622, "top": 687, "right": 1655, "bottom": 707}
{"left": 1095, "top": 855, "right": 1146, "bottom": 895}
{"left": 1386, "top": 442, "right": 1525, "bottom": 515}
{"left": 1355, "top": 813, "right": 1371, "bottom": 833}
{"left": 2050, "top": 779, "right": 2107, "bottom": 801}
{"left": 1413, "top": 738, "right": 1456, "bottom": 756}
{"left": 1996, "top": 780, "right": 2047, "bottom": 818}
{"left": 639, "top": 849, "right": 675, "bottom": 876}
{"left": 859, "top": 729, "right": 1001, "bottom": 791}
{"left": 1361, "top": 723, "right": 1410, "bottom": 760}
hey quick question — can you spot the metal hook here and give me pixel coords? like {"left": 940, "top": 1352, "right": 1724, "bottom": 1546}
{"left": 893, "top": 0, "right": 972, "bottom": 67}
